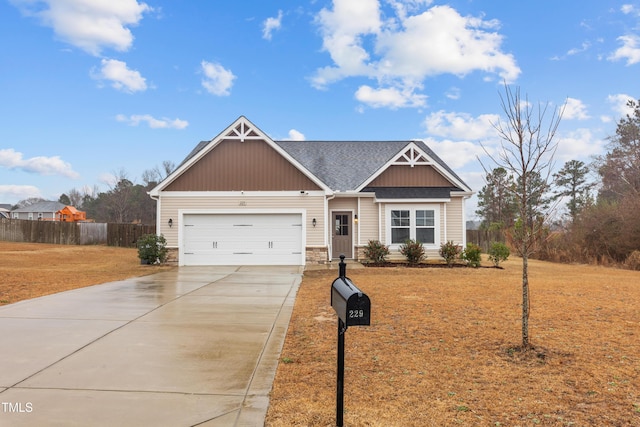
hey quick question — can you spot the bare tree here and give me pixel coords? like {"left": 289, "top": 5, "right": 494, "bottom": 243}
{"left": 484, "top": 83, "right": 564, "bottom": 350}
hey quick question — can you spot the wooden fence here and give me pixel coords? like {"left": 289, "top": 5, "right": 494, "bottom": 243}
{"left": 2, "top": 218, "right": 502, "bottom": 251}
{"left": 466, "top": 229, "right": 505, "bottom": 252}
{"left": 0, "top": 219, "right": 155, "bottom": 248}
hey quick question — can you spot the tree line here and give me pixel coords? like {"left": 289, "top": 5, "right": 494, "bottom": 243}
{"left": 12, "top": 161, "right": 175, "bottom": 225}
{"left": 477, "top": 98, "right": 640, "bottom": 268}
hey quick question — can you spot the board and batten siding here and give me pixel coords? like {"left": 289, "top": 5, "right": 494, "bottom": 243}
{"left": 158, "top": 193, "right": 325, "bottom": 247}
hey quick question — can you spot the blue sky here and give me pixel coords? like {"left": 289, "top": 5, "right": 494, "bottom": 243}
{"left": 1, "top": 0, "right": 639, "bottom": 218}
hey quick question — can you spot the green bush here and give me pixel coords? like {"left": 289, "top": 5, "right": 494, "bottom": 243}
{"left": 461, "top": 243, "right": 482, "bottom": 268}
{"left": 137, "top": 234, "right": 168, "bottom": 264}
{"left": 363, "top": 240, "right": 390, "bottom": 264}
{"left": 488, "top": 242, "right": 510, "bottom": 267}
{"left": 439, "top": 240, "right": 462, "bottom": 267}
{"left": 399, "top": 239, "right": 426, "bottom": 265}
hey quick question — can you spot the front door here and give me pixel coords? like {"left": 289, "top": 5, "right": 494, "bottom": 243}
{"left": 332, "top": 212, "right": 352, "bottom": 258}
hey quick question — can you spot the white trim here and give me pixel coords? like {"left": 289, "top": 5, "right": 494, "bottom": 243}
{"left": 329, "top": 209, "right": 355, "bottom": 259}
{"left": 384, "top": 204, "right": 441, "bottom": 250}
{"left": 157, "top": 190, "right": 326, "bottom": 198}
{"left": 177, "top": 208, "right": 306, "bottom": 266}
{"left": 355, "top": 141, "right": 473, "bottom": 193}
{"left": 149, "top": 116, "right": 332, "bottom": 196}
{"left": 375, "top": 198, "right": 450, "bottom": 203}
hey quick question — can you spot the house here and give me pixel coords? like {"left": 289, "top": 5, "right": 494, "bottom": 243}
{"left": 0, "top": 204, "right": 11, "bottom": 219}
{"left": 149, "top": 116, "right": 473, "bottom": 266}
{"left": 10, "top": 201, "right": 66, "bottom": 221}
{"left": 56, "top": 206, "right": 87, "bottom": 222}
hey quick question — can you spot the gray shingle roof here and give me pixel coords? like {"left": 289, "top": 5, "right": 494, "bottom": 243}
{"left": 174, "top": 136, "right": 470, "bottom": 193}
{"left": 274, "top": 140, "right": 469, "bottom": 192}
{"left": 274, "top": 140, "right": 408, "bottom": 191}
{"left": 11, "top": 201, "right": 66, "bottom": 213}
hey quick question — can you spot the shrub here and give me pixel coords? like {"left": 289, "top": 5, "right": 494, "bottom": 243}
{"left": 137, "top": 234, "right": 168, "bottom": 265}
{"left": 363, "top": 240, "right": 390, "bottom": 264}
{"left": 439, "top": 240, "right": 462, "bottom": 267}
{"left": 399, "top": 239, "right": 426, "bottom": 265}
{"left": 488, "top": 242, "right": 510, "bottom": 267}
{"left": 625, "top": 250, "right": 640, "bottom": 271}
{"left": 461, "top": 243, "right": 482, "bottom": 268}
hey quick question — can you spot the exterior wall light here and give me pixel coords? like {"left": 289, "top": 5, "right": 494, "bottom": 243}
{"left": 312, "top": 218, "right": 317, "bottom": 227}
{"left": 354, "top": 214, "right": 358, "bottom": 224}
{"left": 168, "top": 218, "right": 173, "bottom": 228}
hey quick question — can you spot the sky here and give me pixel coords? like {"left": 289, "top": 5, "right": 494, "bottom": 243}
{"left": 1, "top": 0, "right": 639, "bottom": 219}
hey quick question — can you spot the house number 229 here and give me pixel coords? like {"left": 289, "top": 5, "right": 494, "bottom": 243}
{"left": 348, "top": 309, "right": 364, "bottom": 318}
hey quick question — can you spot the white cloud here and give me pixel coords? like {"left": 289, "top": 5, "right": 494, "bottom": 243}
{"left": 445, "top": 87, "right": 461, "bottom": 100}
{"left": 263, "top": 10, "right": 283, "bottom": 40}
{"left": 607, "top": 93, "right": 636, "bottom": 117}
{"left": 556, "top": 128, "right": 605, "bottom": 162}
{"left": 116, "top": 114, "right": 188, "bottom": 129}
{"left": 355, "top": 85, "right": 427, "bottom": 108}
{"left": 423, "top": 110, "right": 499, "bottom": 140}
{"left": 312, "top": 1, "right": 520, "bottom": 109}
{"left": 0, "top": 185, "right": 41, "bottom": 202}
{"left": 93, "top": 58, "right": 147, "bottom": 93}
{"left": 609, "top": 34, "right": 640, "bottom": 65}
{"left": 10, "top": 0, "right": 152, "bottom": 56}
{"left": 0, "top": 148, "right": 79, "bottom": 178}
{"left": 285, "top": 129, "right": 306, "bottom": 141}
{"left": 562, "top": 97, "right": 590, "bottom": 120}
{"left": 421, "top": 137, "right": 486, "bottom": 170}
{"left": 621, "top": 4, "right": 637, "bottom": 15}
{"left": 201, "top": 61, "right": 236, "bottom": 96}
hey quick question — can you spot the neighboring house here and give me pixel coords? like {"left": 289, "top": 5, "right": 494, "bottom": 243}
{"left": 56, "top": 206, "right": 87, "bottom": 222}
{"left": 0, "top": 204, "right": 11, "bottom": 219}
{"left": 11, "top": 201, "right": 66, "bottom": 221}
{"left": 149, "top": 116, "right": 473, "bottom": 266}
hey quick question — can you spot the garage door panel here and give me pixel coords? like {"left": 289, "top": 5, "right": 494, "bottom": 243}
{"left": 182, "top": 213, "right": 303, "bottom": 266}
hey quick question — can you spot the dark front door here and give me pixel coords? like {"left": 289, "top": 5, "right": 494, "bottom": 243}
{"left": 332, "top": 212, "right": 352, "bottom": 259}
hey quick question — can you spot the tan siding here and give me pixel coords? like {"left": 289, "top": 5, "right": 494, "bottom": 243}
{"left": 166, "top": 139, "right": 321, "bottom": 191}
{"left": 445, "top": 197, "right": 464, "bottom": 244}
{"left": 158, "top": 194, "right": 325, "bottom": 247}
{"left": 368, "top": 165, "right": 453, "bottom": 187}
{"left": 358, "top": 197, "right": 379, "bottom": 244}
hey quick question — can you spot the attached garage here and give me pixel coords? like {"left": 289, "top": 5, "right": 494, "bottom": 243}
{"left": 181, "top": 212, "right": 304, "bottom": 266}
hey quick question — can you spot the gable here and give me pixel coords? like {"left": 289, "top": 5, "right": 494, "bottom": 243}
{"left": 366, "top": 165, "right": 455, "bottom": 188}
{"left": 165, "top": 137, "right": 322, "bottom": 191}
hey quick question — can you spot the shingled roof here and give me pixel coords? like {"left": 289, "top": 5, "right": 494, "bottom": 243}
{"left": 274, "top": 139, "right": 468, "bottom": 192}
{"left": 167, "top": 116, "right": 471, "bottom": 195}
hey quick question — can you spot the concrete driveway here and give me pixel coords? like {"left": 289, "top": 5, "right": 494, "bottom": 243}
{"left": 0, "top": 266, "right": 302, "bottom": 426}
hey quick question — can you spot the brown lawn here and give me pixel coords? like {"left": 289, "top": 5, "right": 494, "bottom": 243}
{"left": 0, "top": 241, "right": 174, "bottom": 305}
{"left": 2, "top": 242, "right": 639, "bottom": 425}
{"left": 266, "top": 258, "right": 640, "bottom": 426}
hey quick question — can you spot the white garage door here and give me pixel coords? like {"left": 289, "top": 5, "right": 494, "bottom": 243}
{"left": 182, "top": 213, "right": 303, "bottom": 265}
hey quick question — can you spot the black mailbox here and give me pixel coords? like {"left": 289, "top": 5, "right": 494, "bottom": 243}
{"left": 331, "top": 276, "right": 371, "bottom": 326}
{"left": 331, "top": 256, "right": 370, "bottom": 327}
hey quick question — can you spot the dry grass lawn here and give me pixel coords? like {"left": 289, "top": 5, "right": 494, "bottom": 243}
{"left": 266, "top": 258, "right": 640, "bottom": 426}
{"left": 2, "top": 242, "right": 639, "bottom": 425}
{"left": 0, "top": 241, "right": 174, "bottom": 305}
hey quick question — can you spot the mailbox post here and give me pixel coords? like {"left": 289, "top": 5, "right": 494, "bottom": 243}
{"left": 331, "top": 255, "right": 370, "bottom": 427}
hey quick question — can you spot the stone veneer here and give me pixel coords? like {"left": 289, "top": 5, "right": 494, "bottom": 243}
{"left": 306, "top": 246, "right": 329, "bottom": 264}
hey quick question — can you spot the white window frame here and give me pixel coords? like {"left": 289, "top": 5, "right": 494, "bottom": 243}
{"left": 385, "top": 204, "right": 440, "bottom": 249}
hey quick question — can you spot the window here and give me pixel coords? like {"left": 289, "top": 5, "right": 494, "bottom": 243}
{"left": 387, "top": 205, "right": 439, "bottom": 247}
{"left": 415, "top": 210, "right": 435, "bottom": 244}
{"left": 390, "top": 210, "right": 410, "bottom": 243}
{"left": 335, "top": 214, "right": 349, "bottom": 236}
